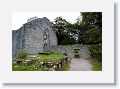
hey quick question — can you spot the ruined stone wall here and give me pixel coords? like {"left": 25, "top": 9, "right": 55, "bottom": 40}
{"left": 12, "top": 27, "right": 25, "bottom": 58}
{"left": 12, "top": 17, "right": 58, "bottom": 59}
{"left": 50, "top": 45, "right": 91, "bottom": 59}
{"left": 24, "top": 18, "right": 44, "bottom": 54}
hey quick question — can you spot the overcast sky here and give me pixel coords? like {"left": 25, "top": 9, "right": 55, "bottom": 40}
{"left": 12, "top": 12, "right": 81, "bottom": 30}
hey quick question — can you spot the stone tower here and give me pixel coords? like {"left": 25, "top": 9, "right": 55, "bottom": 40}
{"left": 12, "top": 17, "right": 58, "bottom": 59}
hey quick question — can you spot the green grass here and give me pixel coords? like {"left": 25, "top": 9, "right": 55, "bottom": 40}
{"left": 36, "top": 52, "right": 67, "bottom": 63}
{"left": 12, "top": 63, "right": 46, "bottom": 71}
{"left": 12, "top": 52, "right": 68, "bottom": 71}
{"left": 57, "top": 61, "right": 70, "bottom": 71}
{"left": 90, "top": 59, "right": 102, "bottom": 71}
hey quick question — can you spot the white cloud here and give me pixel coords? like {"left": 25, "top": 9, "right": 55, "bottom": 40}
{"left": 12, "top": 12, "right": 81, "bottom": 30}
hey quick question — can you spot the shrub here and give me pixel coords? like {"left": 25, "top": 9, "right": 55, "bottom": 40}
{"left": 89, "top": 45, "right": 102, "bottom": 61}
{"left": 17, "top": 50, "right": 27, "bottom": 60}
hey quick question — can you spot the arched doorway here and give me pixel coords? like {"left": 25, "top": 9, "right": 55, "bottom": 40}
{"left": 73, "top": 48, "right": 80, "bottom": 58}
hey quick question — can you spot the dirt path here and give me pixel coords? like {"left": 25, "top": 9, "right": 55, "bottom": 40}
{"left": 69, "top": 59, "right": 92, "bottom": 71}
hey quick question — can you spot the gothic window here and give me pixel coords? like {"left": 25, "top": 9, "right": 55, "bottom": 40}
{"left": 46, "top": 28, "right": 49, "bottom": 35}
{"left": 43, "top": 28, "right": 49, "bottom": 47}
{"left": 44, "top": 44, "right": 45, "bottom": 47}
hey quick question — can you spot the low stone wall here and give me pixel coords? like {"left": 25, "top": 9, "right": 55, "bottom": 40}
{"left": 50, "top": 44, "right": 91, "bottom": 59}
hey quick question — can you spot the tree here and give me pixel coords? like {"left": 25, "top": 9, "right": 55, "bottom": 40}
{"left": 81, "top": 12, "right": 102, "bottom": 30}
{"left": 52, "top": 17, "right": 76, "bottom": 45}
{"left": 76, "top": 12, "right": 102, "bottom": 44}
{"left": 52, "top": 12, "right": 102, "bottom": 45}
{"left": 82, "top": 28, "right": 102, "bottom": 44}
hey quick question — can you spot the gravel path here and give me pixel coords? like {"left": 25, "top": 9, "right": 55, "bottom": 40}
{"left": 69, "top": 59, "right": 92, "bottom": 71}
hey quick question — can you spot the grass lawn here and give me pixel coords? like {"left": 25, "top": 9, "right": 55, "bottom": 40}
{"left": 12, "top": 63, "right": 46, "bottom": 71}
{"left": 36, "top": 52, "right": 67, "bottom": 63}
{"left": 12, "top": 52, "right": 69, "bottom": 71}
{"left": 90, "top": 58, "right": 102, "bottom": 71}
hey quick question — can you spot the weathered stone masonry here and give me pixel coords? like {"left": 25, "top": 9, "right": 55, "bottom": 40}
{"left": 50, "top": 45, "right": 91, "bottom": 59}
{"left": 12, "top": 17, "right": 58, "bottom": 59}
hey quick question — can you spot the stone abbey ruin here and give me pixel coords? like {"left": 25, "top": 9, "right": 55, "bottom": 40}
{"left": 12, "top": 17, "right": 91, "bottom": 60}
{"left": 12, "top": 17, "right": 58, "bottom": 59}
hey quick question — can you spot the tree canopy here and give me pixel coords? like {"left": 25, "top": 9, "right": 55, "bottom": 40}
{"left": 52, "top": 12, "right": 102, "bottom": 45}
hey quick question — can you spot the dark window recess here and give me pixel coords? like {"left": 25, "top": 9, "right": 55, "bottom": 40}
{"left": 44, "top": 44, "right": 45, "bottom": 47}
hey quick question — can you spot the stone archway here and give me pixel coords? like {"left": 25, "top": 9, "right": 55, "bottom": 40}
{"left": 50, "top": 45, "right": 91, "bottom": 59}
{"left": 50, "top": 45, "right": 92, "bottom": 71}
{"left": 73, "top": 48, "right": 81, "bottom": 59}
